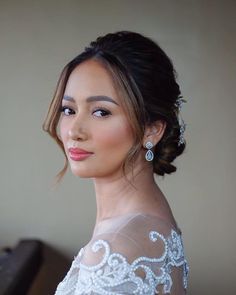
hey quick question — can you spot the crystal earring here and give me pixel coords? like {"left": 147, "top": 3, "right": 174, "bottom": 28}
{"left": 145, "top": 141, "right": 154, "bottom": 161}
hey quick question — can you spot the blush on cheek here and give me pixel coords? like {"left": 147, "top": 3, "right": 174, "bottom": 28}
{"left": 95, "top": 123, "right": 133, "bottom": 152}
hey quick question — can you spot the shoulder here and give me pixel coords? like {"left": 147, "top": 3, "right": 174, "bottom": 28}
{"left": 56, "top": 213, "right": 189, "bottom": 295}
{"left": 83, "top": 212, "right": 182, "bottom": 262}
{"left": 77, "top": 213, "right": 189, "bottom": 293}
{"left": 93, "top": 212, "right": 182, "bottom": 245}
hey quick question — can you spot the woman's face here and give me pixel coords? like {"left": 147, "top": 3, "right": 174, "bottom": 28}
{"left": 59, "top": 59, "right": 138, "bottom": 179}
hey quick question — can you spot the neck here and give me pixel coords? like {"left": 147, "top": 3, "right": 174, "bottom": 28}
{"left": 93, "top": 162, "right": 164, "bottom": 225}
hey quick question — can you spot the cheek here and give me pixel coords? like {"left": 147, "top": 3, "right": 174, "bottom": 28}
{"left": 58, "top": 120, "right": 67, "bottom": 144}
{"left": 94, "top": 120, "right": 133, "bottom": 152}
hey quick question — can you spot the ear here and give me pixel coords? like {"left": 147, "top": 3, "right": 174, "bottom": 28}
{"left": 143, "top": 120, "right": 167, "bottom": 147}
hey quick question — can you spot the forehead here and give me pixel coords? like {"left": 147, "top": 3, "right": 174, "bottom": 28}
{"left": 65, "top": 59, "right": 119, "bottom": 99}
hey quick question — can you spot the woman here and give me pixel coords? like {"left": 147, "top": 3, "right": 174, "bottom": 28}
{"left": 43, "top": 31, "right": 189, "bottom": 294}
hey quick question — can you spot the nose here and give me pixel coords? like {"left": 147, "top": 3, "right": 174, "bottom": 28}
{"left": 68, "top": 116, "right": 87, "bottom": 141}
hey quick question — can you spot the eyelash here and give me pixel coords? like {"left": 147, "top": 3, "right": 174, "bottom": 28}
{"left": 60, "top": 106, "right": 111, "bottom": 118}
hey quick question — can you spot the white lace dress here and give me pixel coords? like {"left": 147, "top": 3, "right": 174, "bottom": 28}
{"left": 54, "top": 213, "right": 189, "bottom": 295}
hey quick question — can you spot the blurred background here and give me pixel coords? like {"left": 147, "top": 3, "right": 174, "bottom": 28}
{"left": 0, "top": 0, "right": 235, "bottom": 294}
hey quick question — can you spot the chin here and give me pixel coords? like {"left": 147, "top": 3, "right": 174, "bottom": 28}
{"left": 70, "top": 167, "right": 94, "bottom": 178}
{"left": 69, "top": 162, "right": 103, "bottom": 178}
{"left": 69, "top": 163, "right": 123, "bottom": 179}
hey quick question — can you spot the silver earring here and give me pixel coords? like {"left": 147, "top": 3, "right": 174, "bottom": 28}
{"left": 145, "top": 141, "right": 154, "bottom": 161}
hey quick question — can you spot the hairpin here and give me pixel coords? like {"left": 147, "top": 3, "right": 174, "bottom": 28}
{"left": 175, "top": 96, "right": 187, "bottom": 146}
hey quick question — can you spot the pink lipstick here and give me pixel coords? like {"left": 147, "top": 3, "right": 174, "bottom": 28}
{"left": 68, "top": 148, "right": 93, "bottom": 161}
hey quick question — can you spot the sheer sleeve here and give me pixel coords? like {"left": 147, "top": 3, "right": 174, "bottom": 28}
{"left": 55, "top": 214, "right": 189, "bottom": 295}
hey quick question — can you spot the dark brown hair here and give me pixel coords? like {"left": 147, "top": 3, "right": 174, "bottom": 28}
{"left": 43, "top": 31, "right": 186, "bottom": 182}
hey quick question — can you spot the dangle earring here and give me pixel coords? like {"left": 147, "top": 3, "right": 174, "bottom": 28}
{"left": 145, "top": 141, "right": 154, "bottom": 161}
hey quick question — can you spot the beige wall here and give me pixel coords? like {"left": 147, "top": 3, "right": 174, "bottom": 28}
{"left": 0, "top": 0, "right": 235, "bottom": 294}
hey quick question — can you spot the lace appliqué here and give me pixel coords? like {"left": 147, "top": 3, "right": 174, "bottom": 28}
{"left": 55, "top": 229, "right": 189, "bottom": 295}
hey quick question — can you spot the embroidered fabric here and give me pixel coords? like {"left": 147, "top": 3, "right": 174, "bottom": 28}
{"left": 55, "top": 213, "right": 189, "bottom": 295}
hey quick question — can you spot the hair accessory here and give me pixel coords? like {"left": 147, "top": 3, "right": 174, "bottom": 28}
{"left": 145, "top": 141, "right": 154, "bottom": 161}
{"left": 175, "top": 96, "right": 187, "bottom": 146}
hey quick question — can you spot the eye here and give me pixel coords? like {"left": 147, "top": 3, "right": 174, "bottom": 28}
{"left": 60, "top": 106, "right": 75, "bottom": 116}
{"left": 93, "top": 108, "right": 111, "bottom": 117}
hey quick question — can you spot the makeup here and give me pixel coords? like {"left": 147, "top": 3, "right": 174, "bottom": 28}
{"left": 68, "top": 148, "right": 93, "bottom": 161}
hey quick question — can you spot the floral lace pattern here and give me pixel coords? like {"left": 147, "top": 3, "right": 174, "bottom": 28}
{"left": 55, "top": 229, "right": 189, "bottom": 295}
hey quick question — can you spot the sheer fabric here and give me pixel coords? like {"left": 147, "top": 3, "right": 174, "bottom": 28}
{"left": 55, "top": 213, "right": 189, "bottom": 294}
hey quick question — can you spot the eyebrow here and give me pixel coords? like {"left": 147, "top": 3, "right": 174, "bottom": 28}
{"left": 63, "top": 95, "right": 119, "bottom": 105}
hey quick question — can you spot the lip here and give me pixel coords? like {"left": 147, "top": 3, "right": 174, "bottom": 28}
{"left": 68, "top": 147, "right": 92, "bottom": 154}
{"left": 68, "top": 148, "right": 93, "bottom": 161}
